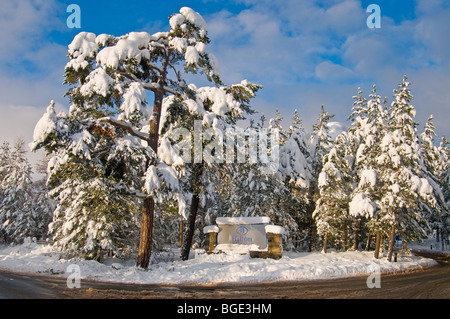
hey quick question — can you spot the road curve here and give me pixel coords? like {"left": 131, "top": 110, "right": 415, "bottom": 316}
{"left": 0, "top": 262, "right": 449, "bottom": 299}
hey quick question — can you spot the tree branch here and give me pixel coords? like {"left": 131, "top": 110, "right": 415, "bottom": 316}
{"left": 95, "top": 117, "right": 152, "bottom": 145}
{"left": 116, "top": 69, "right": 178, "bottom": 95}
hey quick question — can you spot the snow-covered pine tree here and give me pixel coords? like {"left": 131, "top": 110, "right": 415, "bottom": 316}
{"left": 27, "top": 156, "right": 54, "bottom": 242}
{"left": 31, "top": 7, "right": 225, "bottom": 267}
{"left": 439, "top": 137, "right": 450, "bottom": 244}
{"left": 155, "top": 79, "right": 261, "bottom": 259}
{"left": 309, "top": 105, "right": 335, "bottom": 250}
{"left": 0, "top": 141, "right": 11, "bottom": 243}
{"left": 420, "top": 117, "right": 449, "bottom": 245}
{"left": 279, "top": 110, "right": 313, "bottom": 248}
{"left": 47, "top": 162, "right": 142, "bottom": 260}
{"left": 0, "top": 142, "right": 11, "bottom": 184}
{"left": 220, "top": 116, "right": 299, "bottom": 245}
{"left": 268, "top": 109, "right": 288, "bottom": 145}
{"left": 348, "top": 85, "right": 386, "bottom": 253}
{"left": 311, "top": 105, "right": 335, "bottom": 174}
{"left": 226, "top": 161, "right": 299, "bottom": 245}
{"left": 288, "top": 109, "right": 303, "bottom": 137}
{"left": 377, "top": 77, "right": 437, "bottom": 261}
{"left": 0, "top": 139, "right": 36, "bottom": 243}
{"left": 31, "top": 100, "right": 144, "bottom": 260}
{"left": 438, "top": 136, "right": 449, "bottom": 204}
{"left": 313, "top": 132, "right": 354, "bottom": 252}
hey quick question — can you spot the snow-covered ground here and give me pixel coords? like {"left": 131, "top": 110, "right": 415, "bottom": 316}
{"left": 0, "top": 240, "right": 439, "bottom": 285}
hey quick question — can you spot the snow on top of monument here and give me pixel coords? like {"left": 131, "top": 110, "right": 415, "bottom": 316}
{"left": 203, "top": 225, "right": 219, "bottom": 233}
{"left": 216, "top": 217, "right": 271, "bottom": 225}
{"left": 265, "top": 225, "right": 284, "bottom": 234}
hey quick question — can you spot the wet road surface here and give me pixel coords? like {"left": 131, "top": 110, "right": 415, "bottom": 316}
{"left": 1, "top": 262, "right": 449, "bottom": 299}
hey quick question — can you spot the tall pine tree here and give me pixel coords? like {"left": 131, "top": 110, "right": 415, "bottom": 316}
{"left": 377, "top": 77, "right": 436, "bottom": 261}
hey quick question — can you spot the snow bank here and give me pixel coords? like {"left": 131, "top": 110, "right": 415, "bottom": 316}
{"left": 0, "top": 242, "right": 438, "bottom": 285}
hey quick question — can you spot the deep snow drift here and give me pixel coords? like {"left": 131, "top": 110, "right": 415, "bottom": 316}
{"left": 0, "top": 240, "right": 438, "bottom": 285}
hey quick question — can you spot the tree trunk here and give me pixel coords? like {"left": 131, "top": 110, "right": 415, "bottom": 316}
{"left": 179, "top": 220, "right": 183, "bottom": 248}
{"left": 136, "top": 89, "right": 164, "bottom": 269}
{"left": 374, "top": 230, "right": 381, "bottom": 259}
{"left": 322, "top": 233, "right": 328, "bottom": 253}
{"left": 136, "top": 197, "right": 155, "bottom": 268}
{"left": 352, "top": 218, "right": 360, "bottom": 250}
{"left": 365, "top": 235, "right": 372, "bottom": 251}
{"left": 180, "top": 192, "right": 200, "bottom": 260}
{"left": 387, "top": 224, "right": 396, "bottom": 262}
{"left": 180, "top": 163, "right": 204, "bottom": 261}
{"left": 342, "top": 222, "right": 348, "bottom": 251}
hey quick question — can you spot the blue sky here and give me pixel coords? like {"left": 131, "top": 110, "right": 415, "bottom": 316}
{"left": 0, "top": 0, "right": 449, "bottom": 166}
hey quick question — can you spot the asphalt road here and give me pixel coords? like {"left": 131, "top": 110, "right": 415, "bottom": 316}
{"left": 0, "top": 262, "right": 449, "bottom": 299}
{"left": 0, "top": 271, "right": 66, "bottom": 299}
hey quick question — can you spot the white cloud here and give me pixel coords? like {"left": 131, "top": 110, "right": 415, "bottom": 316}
{"left": 203, "top": 0, "right": 450, "bottom": 138}
{"left": 0, "top": 104, "right": 47, "bottom": 174}
{"left": 0, "top": 0, "right": 67, "bottom": 170}
{"left": 0, "top": 0, "right": 63, "bottom": 62}
{"left": 0, "top": 0, "right": 448, "bottom": 157}
{"left": 0, "top": 104, "right": 45, "bottom": 144}
{"left": 315, "top": 60, "right": 355, "bottom": 81}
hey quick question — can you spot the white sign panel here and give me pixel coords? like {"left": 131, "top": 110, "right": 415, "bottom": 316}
{"left": 216, "top": 217, "right": 270, "bottom": 250}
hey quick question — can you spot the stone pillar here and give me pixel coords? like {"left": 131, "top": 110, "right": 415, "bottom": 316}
{"left": 203, "top": 225, "right": 219, "bottom": 253}
{"left": 266, "top": 225, "right": 284, "bottom": 260}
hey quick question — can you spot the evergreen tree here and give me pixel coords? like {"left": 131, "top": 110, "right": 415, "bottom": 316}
{"left": 0, "top": 141, "right": 11, "bottom": 243}
{"left": 156, "top": 80, "right": 261, "bottom": 259}
{"left": 348, "top": 85, "right": 386, "bottom": 253}
{"left": 30, "top": 156, "right": 55, "bottom": 242}
{"left": 308, "top": 105, "right": 335, "bottom": 250}
{"left": 47, "top": 160, "right": 141, "bottom": 260}
{"left": 438, "top": 137, "right": 450, "bottom": 243}
{"left": 279, "top": 110, "right": 313, "bottom": 248}
{"left": 377, "top": 77, "right": 436, "bottom": 261}
{"left": 215, "top": 116, "right": 300, "bottom": 245}
{"left": 420, "top": 119, "right": 449, "bottom": 244}
{"left": 0, "top": 139, "right": 35, "bottom": 243}
{"left": 438, "top": 136, "right": 449, "bottom": 208}
{"left": 313, "top": 132, "right": 354, "bottom": 252}
{"left": 33, "top": 101, "right": 148, "bottom": 261}
{"left": 0, "top": 142, "right": 11, "bottom": 184}
{"left": 311, "top": 105, "right": 335, "bottom": 173}
{"left": 288, "top": 109, "right": 303, "bottom": 137}
{"left": 268, "top": 109, "right": 288, "bottom": 145}
{"left": 31, "top": 7, "right": 227, "bottom": 267}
